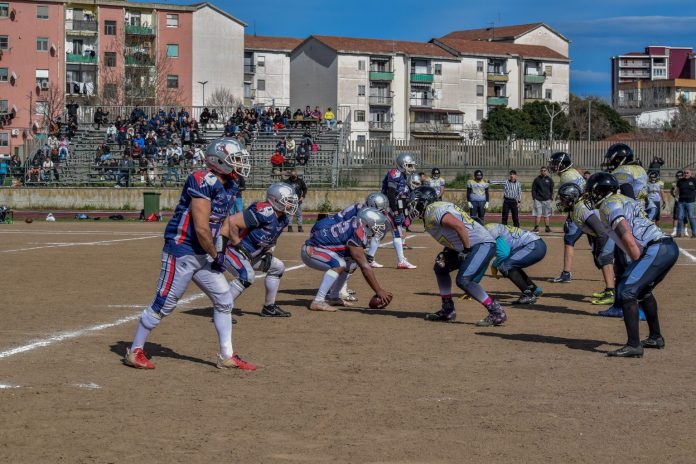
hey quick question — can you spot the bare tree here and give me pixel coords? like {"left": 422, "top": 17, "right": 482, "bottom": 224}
{"left": 35, "top": 83, "right": 65, "bottom": 134}
{"left": 206, "top": 87, "right": 242, "bottom": 120}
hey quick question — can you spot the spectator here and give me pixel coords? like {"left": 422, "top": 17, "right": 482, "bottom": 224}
{"left": 224, "top": 119, "right": 236, "bottom": 137}
{"left": 66, "top": 100, "right": 80, "bottom": 125}
{"left": 286, "top": 135, "right": 296, "bottom": 159}
{"left": 210, "top": 109, "right": 219, "bottom": 125}
{"left": 42, "top": 156, "right": 54, "bottom": 182}
{"left": 429, "top": 167, "right": 445, "bottom": 199}
{"left": 270, "top": 151, "right": 285, "bottom": 176}
{"left": 162, "top": 151, "right": 181, "bottom": 186}
{"left": 324, "top": 107, "right": 336, "bottom": 130}
{"left": 676, "top": 168, "right": 696, "bottom": 238}
{"left": 200, "top": 107, "right": 210, "bottom": 130}
{"left": 296, "top": 142, "right": 308, "bottom": 166}
{"left": 531, "top": 166, "right": 554, "bottom": 233}
{"left": 670, "top": 170, "right": 684, "bottom": 237}
{"left": 276, "top": 138, "right": 287, "bottom": 156}
{"left": 467, "top": 170, "right": 489, "bottom": 221}
{"left": 106, "top": 123, "right": 118, "bottom": 143}
{"left": 583, "top": 170, "right": 591, "bottom": 181}
{"left": 94, "top": 107, "right": 109, "bottom": 130}
{"left": 292, "top": 108, "right": 303, "bottom": 128}
{"left": 648, "top": 156, "right": 665, "bottom": 175}
{"left": 282, "top": 107, "right": 292, "bottom": 128}
{"left": 311, "top": 106, "right": 323, "bottom": 122}
{"left": 286, "top": 169, "right": 307, "bottom": 232}
{"left": 10, "top": 154, "right": 23, "bottom": 187}
{"left": 502, "top": 170, "right": 522, "bottom": 227}
{"left": 0, "top": 157, "right": 8, "bottom": 186}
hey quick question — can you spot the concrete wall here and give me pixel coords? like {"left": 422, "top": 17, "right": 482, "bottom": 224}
{"left": 290, "top": 38, "right": 338, "bottom": 112}
{"left": 336, "top": 53, "right": 371, "bottom": 139}
{"left": 515, "top": 26, "right": 569, "bottom": 57}
{"left": 250, "top": 50, "right": 291, "bottom": 108}
{"left": 157, "top": 8, "right": 193, "bottom": 107}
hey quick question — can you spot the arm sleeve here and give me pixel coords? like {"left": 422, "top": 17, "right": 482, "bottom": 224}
{"left": 466, "top": 186, "right": 473, "bottom": 201}
{"left": 242, "top": 208, "right": 261, "bottom": 230}
{"left": 619, "top": 183, "right": 635, "bottom": 199}
{"left": 492, "top": 237, "right": 511, "bottom": 268}
{"left": 485, "top": 186, "right": 490, "bottom": 201}
{"left": 585, "top": 214, "right": 609, "bottom": 251}
{"left": 386, "top": 186, "right": 399, "bottom": 212}
{"left": 531, "top": 179, "right": 540, "bottom": 200}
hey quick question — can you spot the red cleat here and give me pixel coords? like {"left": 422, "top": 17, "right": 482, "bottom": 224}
{"left": 124, "top": 348, "right": 155, "bottom": 369}
{"left": 217, "top": 353, "right": 256, "bottom": 371}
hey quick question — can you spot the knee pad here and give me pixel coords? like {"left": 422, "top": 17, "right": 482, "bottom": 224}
{"left": 214, "top": 293, "right": 233, "bottom": 314}
{"left": 346, "top": 260, "right": 358, "bottom": 274}
{"left": 141, "top": 307, "right": 162, "bottom": 330}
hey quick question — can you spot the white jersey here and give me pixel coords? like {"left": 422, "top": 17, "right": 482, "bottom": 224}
{"left": 647, "top": 180, "right": 664, "bottom": 203}
{"left": 571, "top": 202, "right": 608, "bottom": 237}
{"left": 599, "top": 194, "right": 665, "bottom": 251}
{"left": 613, "top": 164, "right": 648, "bottom": 201}
{"left": 424, "top": 201, "right": 494, "bottom": 251}
{"left": 485, "top": 223, "right": 540, "bottom": 250}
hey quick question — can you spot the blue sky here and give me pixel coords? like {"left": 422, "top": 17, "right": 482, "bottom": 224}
{"left": 167, "top": 0, "right": 696, "bottom": 99}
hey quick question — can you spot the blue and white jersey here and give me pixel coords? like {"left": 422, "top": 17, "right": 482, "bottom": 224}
{"left": 599, "top": 194, "right": 665, "bottom": 251}
{"left": 485, "top": 223, "right": 540, "bottom": 250}
{"left": 164, "top": 170, "right": 237, "bottom": 257}
{"left": 559, "top": 168, "right": 586, "bottom": 190}
{"left": 423, "top": 201, "right": 494, "bottom": 251}
{"left": 305, "top": 217, "right": 368, "bottom": 258}
{"left": 613, "top": 164, "right": 648, "bottom": 201}
{"left": 312, "top": 203, "right": 364, "bottom": 231}
{"left": 647, "top": 180, "right": 664, "bottom": 203}
{"left": 381, "top": 169, "right": 410, "bottom": 198}
{"left": 238, "top": 201, "right": 289, "bottom": 258}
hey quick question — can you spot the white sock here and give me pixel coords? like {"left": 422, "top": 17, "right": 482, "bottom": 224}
{"left": 264, "top": 276, "right": 280, "bottom": 306}
{"left": 368, "top": 237, "right": 380, "bottom": 258}
{"left": 316, "top": 270, "right": 339, "bottom": 302}
{"left": 131, "top": 322, "right": 151, "bottom": 351}
{"left": 329, "top": 273, "right": 350, "bottom": 299}
{"left": 213, "top": 310, "right": 233, "bottom": 358}
{"left": 393, "top": 237, "right": 405, "bottom": 262}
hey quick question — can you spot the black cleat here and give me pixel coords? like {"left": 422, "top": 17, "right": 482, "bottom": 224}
{"left": 513, "top": 290, "right": 536, "bottom": 305}
{"left": 287, "top": 226, "right": 293, "bottom": 233}
{"left": 261, "top": 304, "right": 292, "bottom": 317}
{"left": 641, "top": 336, "right": 665, "bottom": 349}
{"left": 298, "top": 226, "right": 304, "bottom": 233}
{"left": 607, "top": 345, "right": 644, "bottom": 358}
{"left": 425, "top": 308, "right": 456, "bottom": 322}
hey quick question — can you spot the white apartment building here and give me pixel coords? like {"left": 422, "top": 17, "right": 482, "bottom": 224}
{"left": 244, "top": 35, "right": 302, "bottom": 108}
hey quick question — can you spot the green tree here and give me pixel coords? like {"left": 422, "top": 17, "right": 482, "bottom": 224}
{"left": 567, "top": 94, "right": 632, "bottom": 140}
{"left": 481, "top": 107, "right": 532, "bottom": 140}
{"left": 522, "top": 101, "right": 569, "bottom": 140}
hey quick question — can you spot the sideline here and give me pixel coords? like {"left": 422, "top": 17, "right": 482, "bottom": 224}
{"left": 0, "top": 235, "right": 160, "bottom": 253}
{"left": 679, "top": 247, "right": 696, "bottom": 263}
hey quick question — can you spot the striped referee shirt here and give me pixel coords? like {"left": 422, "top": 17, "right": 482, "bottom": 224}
{"left": 503, "top": 180, "right": 522, "bottom": 201}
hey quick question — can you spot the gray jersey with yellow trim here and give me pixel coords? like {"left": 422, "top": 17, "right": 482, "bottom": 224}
{"left": 612, "top": 164, "right": 648, "bottom": 201}
{"left": 647, "top": 180, "right": 664, "bottom": 203}
{"left": 424, "top": 201, "right": 494, "bottom": 251}
{"left": 485, "top": 223, "right": 540, "bottom": 250}
{"left": 571, "top": 202, "right": 607, "bottom": 236}
{"left": 559, "top": 168, "right": 586, "bottom": 190}
{"left": 598, "top": 194, "right": 665, "bottom": 250}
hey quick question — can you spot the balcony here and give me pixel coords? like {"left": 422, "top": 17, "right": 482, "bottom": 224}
{"left": 65, "top": 19, "right": 98, "bottom": 34}
{"left": 487, "top": 73, "right": 509, "bottom": 82}
{"left": 244, "top": 64, "right": 256, "bottom": 74}
{"left": 619, "top": 70, "right": 650, "bottom": 79}
{"left": 125, "top": 24, "right": 155, "bottom": 36}
{"left": 619, "top": 60, "right": 650, "bottom": 68}
{"left": 66, "top": 52, "right": 97, "bottom": 64}
{"left": 487, "top": 96, "right": 509, "bottom": 106}
{"left": 410, "top": 73, "right": 434, "bottom": 83}
{"left": 409, "top": 97, "right": 433, "bottom": 108}
{"left": 524, "top": 74, "right": 546, "bottom": 84}
{"left": 524, "top": 97, "right": 544, "bottom": 104}
{"left": 369, "top": 121, "right": 392, "bottom": 131}
{"left": 410, "top": 122, "right": 463, "bottom": 133}
{"left": 369, "top": 71, "right": 394, "bottom": 81}
{"left": 369, "top": 95, "right": 392, "bottom": 106}
{"left": 125, "top": 55, "right": 154, "bottom": 66}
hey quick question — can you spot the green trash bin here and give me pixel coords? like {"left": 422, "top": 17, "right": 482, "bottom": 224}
{"left": 143, "top": 192, "right": 161, "bottom": 219}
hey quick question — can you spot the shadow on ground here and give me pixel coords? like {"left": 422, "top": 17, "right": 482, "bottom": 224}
{"left": 110, "top": 340, "right": 217, "bottom": 368}
{"left": 475, "top": 332, "right": 622, "bottom": 353}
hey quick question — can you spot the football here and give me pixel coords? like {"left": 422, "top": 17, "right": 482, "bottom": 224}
{"left": 25, "top": 218, "right": 33, "bottom": 223}
{"left": 369, "top": 294, "right": 388, "bottom": 309}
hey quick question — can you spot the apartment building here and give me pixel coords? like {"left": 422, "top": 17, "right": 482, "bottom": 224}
{"left": 244, "top": 35, "right": 302, "bottom": 108}
{"left": 0, "top": 0, "right": 245, "bottom": 157}
{"left": 611, "top": 46, "right": 696, "bottom": 115}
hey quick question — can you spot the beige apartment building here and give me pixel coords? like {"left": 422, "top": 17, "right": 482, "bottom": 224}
{"left": 244, "top": 35, "right": 302, "bottom": 108}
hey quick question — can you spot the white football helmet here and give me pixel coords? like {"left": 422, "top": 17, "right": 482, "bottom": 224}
{"left": 267, "top": 182, "right": 299, "bottom": 215}
{"left": 357, "top": 207, "right": 389, "bottom": 241}
{"left": 396, "top": 153, "right": 417, "bottom": 174}
{"left": 408, "top": 172, "right": 422, "bottom": 190}
{"left": 365, "top": 192, "right": 389, "bottom": 213}
{"left": 205, "top": 137, "right": 251, "bottom": 177}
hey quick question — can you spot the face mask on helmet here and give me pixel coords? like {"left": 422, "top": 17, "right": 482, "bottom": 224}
{"left": 268, "top": 184, "right": 299, "bottom": 215}
{"left": 408, "top": 173, "right": 422, "bottom": 190}
{"left": 397, "top": 154, "right": 417, "bottom": 174}
{"left": 474, "top": 171, "right": 483, "bottom": 181}
{"left": 370, "top": 223, "right": 387, "bottom": 241}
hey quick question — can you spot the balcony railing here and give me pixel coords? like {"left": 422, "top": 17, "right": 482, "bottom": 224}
{"left": 368, "top": 95, "right": 392, "bottom": 106}
{"left": 125, "top": 55, "right": 154, "bottom": 66}
{"left": 487, "top": 96, "right": 509, "bottom": 106}
{"left": 244, "top": 64, "right": 256, "bottom": 74}
{"left": 524, "top": 97, "right": 544, "bottom": 104}
{"left": 409, "top": 97, "right": 433, "bottom": 108}
{"left": 619, "top": 60, "right": 650, "bottom": 68}
{"left": 487, "top": 73, "right": 509, "bottom": 82}
{"left": 65, "top": 19, "right": 98, "bottom": 33}
{"left": 66, "top": 52, "right": 97, "bottom": 64}
{"left": 125, "top": 24, "right": 155, "bottom": 36}
{"left": 410, "top": 122, "right": 463, "bottom": 133}
{"left": 524, "top": 74, "right": 546, "bottom": 84}
{"left": 369, "top": 121, "right": 392, "bottom": 131}
{"left": 619, "top": 70, "right": 650, "bottom": 78}
{"left": 369, "top": 71, "right": 394, "bottom": 81}
{"left": 410, "top": 73, "right": 434, "bottom": 83}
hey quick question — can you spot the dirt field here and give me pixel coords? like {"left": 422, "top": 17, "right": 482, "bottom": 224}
{"left": 1, "top": 221, "right": 695, "bottom": 463}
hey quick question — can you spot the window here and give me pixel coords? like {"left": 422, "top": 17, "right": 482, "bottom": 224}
{"left": 356, "top": 135, "right": 366, "bottom": 148}
{"left": 166, "top": 14, "right": 179, "bottom": 27}
{"left": 0, "top": 100, "right": 7, "bottom": 113}
{"left": 166, "top": 44, "right": 179, "bottom": 58}
{"left": 104, "top": 20, "right": 116, "bottom": 36}
{"left": 104, "top": 84, "right": 117, "bottom": 99}
{"left": 35, "top": 101, "right": 47, "bottom": 116}
{"left": 358, "top": 60, "right": 365, "bottom": 71}
{"left": 37, "top": 5, "right": 48, "bottom": 19}
{"left": 0, "top": 3, "right": 9, "bottom": 17}
{"left": 434, "top": 63, "right": 442, "bottom": 75}
{"left": 355, "top": 110, "right": 365, "bottom": 122}
{"left": 257, "top": 79, "right": 265, "bottom": 91}
{"left": 545, "top": 88, "right": 552, "bottom": 100}
{"left": 257, "top": 56, "right": 265, "bottom": 68}
{"left": 1, "top": 36, "right": 9, "bottom": 50}
{"left": 0, "top": 133, "right": 8, "bottom": 147}
{"left": 447, "top": 113, "right": 463, "bottom": 125}
{"left": 35, "top": 69, "right": 49, "bottom": 88}
{"left": 476, "top": 85, "right": 484, "bottom": 97}
{"left": 358, "top": 85, "right": 365, "bottom": 96}
{"left": 0, "top": 68, "right": 7, "bottom": 82}
{"left": 36, "top": 37, "right": 49, "bottom": 52}
{"left": 104, "top": 52, "right": 116, "bottom": 67}
{"left": 477, "top": 61, "right": 484, "bottom": 72}
{"left": 476, "top": 109, "right": 484, "bottom": 120}
{"left": 544, "top": 65, "right": 553, "bottom": 77}
{"left": 167, "top": 75, "right": 179, "bottom": 89}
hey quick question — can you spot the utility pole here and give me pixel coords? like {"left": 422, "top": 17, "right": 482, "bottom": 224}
{"left": 197, "top": 80, "right": 208, "bottom": 106}
{"left": 587, "top": 99, "right": 592, "bottom": 142}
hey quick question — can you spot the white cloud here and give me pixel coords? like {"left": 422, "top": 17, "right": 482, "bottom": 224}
{"left": 571, "top": 69, "right": 610, "bottom": 84}
{"left": 562, "top": 16, "right": 696, "bottom": 37}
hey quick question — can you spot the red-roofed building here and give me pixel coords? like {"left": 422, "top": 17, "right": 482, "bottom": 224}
{"left": 244, "top": 35, "right": 302, "bottom": 108}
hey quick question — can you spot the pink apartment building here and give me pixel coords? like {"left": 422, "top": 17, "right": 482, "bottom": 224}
{"left": 0, "top": 0, "right": 245, "bottom": 157}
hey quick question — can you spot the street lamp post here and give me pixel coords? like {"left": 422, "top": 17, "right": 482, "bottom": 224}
{"left": 197, "top": 80, "right": 208, "bottom": 106}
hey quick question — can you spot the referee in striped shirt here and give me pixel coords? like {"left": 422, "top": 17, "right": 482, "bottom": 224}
{"left": 502, "top": 170, "right": 522, "bottom": 227}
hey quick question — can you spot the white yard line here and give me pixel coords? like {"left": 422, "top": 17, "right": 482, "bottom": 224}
{"left": 0, "top": 230, "right": 159, "bottom": 236}
{"left": 679, "top": 247, "right": 696, "bottom": 263}
{"left": 0, "top": 235, "right": 160, "bottom": 253}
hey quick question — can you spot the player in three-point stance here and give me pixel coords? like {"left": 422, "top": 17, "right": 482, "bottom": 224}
{"left": 380, "top": 153, "right": 418, "bottom": 269}
{"left": 302, "top": 208, "right": 393, "bottom": 312}
{"left": 221, "top": 182, "right": 297, "bottom": 318}
{"left": 409, "top": 186, "right": 507, "bottom": 326}
{"left": 485, "top": 223, "right": 546, "bottom": 305}
{"left": 124, "top": 138, "right": 255, "bottom": 371}
{"left": 586, "top": 172, "right": 678, "bottom": 358}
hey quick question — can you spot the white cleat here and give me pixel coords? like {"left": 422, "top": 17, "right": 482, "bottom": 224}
{"left": 397, "top": 260, "right": 417, "bottom": 270}
{"left": 370, "top": 261, "right": 384, "bottom": 268}
{"left": 309, "top": 300, "right": 338, "bottom": 312}
{"left": 327, "top": 298, "right": 354, "bottom": 307}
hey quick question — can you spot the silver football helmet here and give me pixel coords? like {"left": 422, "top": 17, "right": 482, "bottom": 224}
{"left": 267, "top": 182, "right": 299, "bottom": 215}
{"left": 357, "top": 207, "right": 389, "bottom": 241}
{"left": 396, "top": 153, "right": 417, "bottom": 174}
{"left": 408, "top": 172, "right": 422, "bottom": 190}
{"left": 205, "top": 137, "right": 251, "bottom": 177}
{"left": 365, "top": 192, "right": 389, "bottom": 213}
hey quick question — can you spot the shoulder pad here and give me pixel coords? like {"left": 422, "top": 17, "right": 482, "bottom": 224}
{"left": 204, "top": 172, "right": 218, "bottom": 187}
{"left": 389, "top": 169, "right": 401, "bottom": 178}
{"left": 255, "top": 202, "right": 275, "bottom": 217}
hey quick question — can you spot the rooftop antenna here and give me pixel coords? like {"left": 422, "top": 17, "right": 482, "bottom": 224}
{"left": 253, "top": 20, "right": 256, "bottom": 36}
